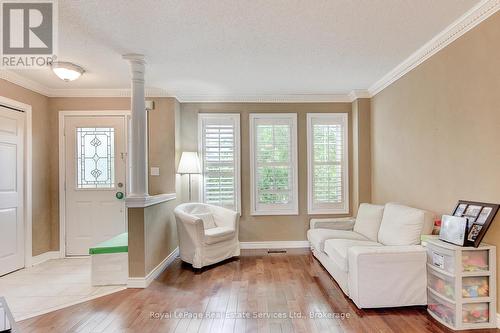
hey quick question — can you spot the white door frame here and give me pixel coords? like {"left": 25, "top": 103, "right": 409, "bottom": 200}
{"left": 58, "top": 110, "right": 130, "bottom": 257}
{"left": 0, "top": 96, "right": 32, "bottom": 267}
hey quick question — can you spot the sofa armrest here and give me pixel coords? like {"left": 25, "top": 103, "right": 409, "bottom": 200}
{"left": 309, "top": 217, "right": 356, "bottom": 230}
{"left": 347, "top": 245, "right": 427, "bottom": 308}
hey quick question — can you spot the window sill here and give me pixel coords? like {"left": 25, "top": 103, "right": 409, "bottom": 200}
{"left": 307, "top": 208, "right": 350, "bottom": 215}
{"left": 250, "top": 210, "right": 299, "bottom": 216}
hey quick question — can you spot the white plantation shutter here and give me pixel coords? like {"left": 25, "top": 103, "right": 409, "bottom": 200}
{"left": 250, "top": 114, "right": 298, "bottom": 215}
{"left": 307, "top": 113, "right": 349, "bottom": 214}
{"left": 198, "top": 114, "right": 240, "bottom": 212}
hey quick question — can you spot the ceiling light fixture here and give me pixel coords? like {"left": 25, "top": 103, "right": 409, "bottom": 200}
{"left": 51, "top": 61, "right": 85, "bottom": 82}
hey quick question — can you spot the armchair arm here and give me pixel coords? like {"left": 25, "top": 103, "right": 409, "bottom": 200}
{"left": 174, "top": 209, "right": 202, "bottom": 225}
{"left": 174, "top": 208, "right": 205, "bottom": 247}
{"left": 347, "top": 245, "right": 427, "bottom": 308}
{"left": 309, "top": 217, "right": 356, "bottom": 230}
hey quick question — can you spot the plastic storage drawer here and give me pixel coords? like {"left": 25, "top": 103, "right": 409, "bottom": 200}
{"left": 427, "top": 244, "right": 455, "bottom": 274}
{"left": 428, "top": 267, "right": 455, "bottom": 300}
{"left": 462, "top": 250, "right": 489, "bottom": 272}
{"left": 428, "top": 290, "right": 456, "bottom": 326}
{"left": 462, "top": 276, "right": 489, "bottom": 298}
{"left": 462, "top": 303, "right": 489, "bottom": 324}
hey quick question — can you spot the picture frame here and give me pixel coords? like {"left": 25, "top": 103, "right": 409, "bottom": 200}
{"left": 439, "top": 215, "right": 468, "bottom": 246}
{"left": 452, "top": 200, "right": 500, "bottom": 247}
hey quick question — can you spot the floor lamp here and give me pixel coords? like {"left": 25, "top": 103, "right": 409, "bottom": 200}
{"left": 177, "top": 152, "right": 201, "bottom": 201}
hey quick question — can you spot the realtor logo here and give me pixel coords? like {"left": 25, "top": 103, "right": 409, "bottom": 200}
{"left": 1, "top": 0, "right": 57, "bottom": 68}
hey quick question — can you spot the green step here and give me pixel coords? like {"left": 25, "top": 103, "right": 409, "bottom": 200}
{"left": 89, "top": 232, "right": 128, "bottom": 255}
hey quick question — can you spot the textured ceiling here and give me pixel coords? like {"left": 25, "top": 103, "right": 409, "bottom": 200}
{"left": 10, "top": 0, "right": 480, "bottom": 96}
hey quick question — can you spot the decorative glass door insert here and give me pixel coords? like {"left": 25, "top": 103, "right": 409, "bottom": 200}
{"left": 76, "top": 127, "right": 115, "bottom": 189}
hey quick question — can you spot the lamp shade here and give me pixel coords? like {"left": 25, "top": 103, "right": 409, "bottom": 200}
{"left": 177, "top": 152, "right": 201, "bottom": 174}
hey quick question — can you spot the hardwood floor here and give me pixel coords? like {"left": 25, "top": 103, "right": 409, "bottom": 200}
{"left": 18, "top": 249, "right": 499, "bottom": 333}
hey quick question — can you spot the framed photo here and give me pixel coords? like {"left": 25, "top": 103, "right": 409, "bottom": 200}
{"left": 467, "top": 225, "right": 483, "bottom": 242}
{"left": 453, "top": 203, "right": 468, "bottom": 217}
{"left": 452, "top": 200, "right": 500, "bottom": 247}
{"left": 464, "top": 205, "right": 482, "bottom": 217}
{"left": 476, "top": 207, "right": 493, "bottom": 225}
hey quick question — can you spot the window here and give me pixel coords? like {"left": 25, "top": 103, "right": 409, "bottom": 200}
{"left": 76, "top": 127, "right": 115, "bottom": 189}
{"left": 198, "top": 114, "right": 240, "bottom": 212}
{"left": 307, "top": 113, "right": 349, "bottom": 214}
{"left": 250, "top": 113, "right": 298, "bottom": 215}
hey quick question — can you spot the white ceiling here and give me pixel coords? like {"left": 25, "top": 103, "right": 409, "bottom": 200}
{"left": 8, "top": 0, "right": 482, "bottom": 98}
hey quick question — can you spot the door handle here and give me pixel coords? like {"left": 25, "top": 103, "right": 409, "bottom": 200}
{"left": 115, "top": 191, "right": 124, "bottom": 200}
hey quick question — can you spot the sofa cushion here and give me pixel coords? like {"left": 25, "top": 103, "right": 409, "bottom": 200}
{"left": 307, "top": 229, "right": 368, "bottom": 252}
{"left": 204, "top": 226, "right": 235, "bottom": 245}
{"left": 353, "top": 203, "right": 385, "bottom": 241}
{"left": 324, "top": 239, "right": 382, "bottom": 272}
{"left": 378, "top": 203, "right": 435, "bottom": 246}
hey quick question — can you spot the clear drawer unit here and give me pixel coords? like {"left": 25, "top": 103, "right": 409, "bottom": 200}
{"left": 426, "top": 239, "right": 497, "bottom": 330}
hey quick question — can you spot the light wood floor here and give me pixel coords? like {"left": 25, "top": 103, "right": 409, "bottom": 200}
{"left": 18, "top": 249, "right": 500, "bottom": 333}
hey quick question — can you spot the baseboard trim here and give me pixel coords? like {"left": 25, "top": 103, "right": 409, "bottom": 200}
{"left": 127, "top": 247, "right": 179, "bottom": 289}
{"left": 31, "top": 251, "right": 61, "bottom": 266}
{"left": 240, "top": 241, "right": 310, "bottom": 249}
{"left": 497, "top": 313, "right": 500, "bottom": 329}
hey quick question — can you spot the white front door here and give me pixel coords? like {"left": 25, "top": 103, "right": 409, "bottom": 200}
{"left": 0, "top": 106, "right": 24, "bottom": 276}
{"left": 64, "top": 116, "right": 127, "bottom": 256}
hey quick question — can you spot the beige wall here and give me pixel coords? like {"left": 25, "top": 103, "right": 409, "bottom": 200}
{"left": 351, "top": 98, "right": 371, "bottom": 215}
{"left": 144, "top": 199, "right": 178, "bottom": 274}
{"left": 180, "top": 102, "right": 354, "bottom": 242}
{"left": 0, "top": 79, "right": 52, "bottom": 256}
{"left": 127, "top": 207, "right": 146, "bottom": 277}
{"left": 371, "top": 13, "right": 500, "bottom": 307}
{"left": 128, "top": 199, "right": 179, "bottom": 277}
{"left": 147, "top": 98, "right": 178, "bottom": 195}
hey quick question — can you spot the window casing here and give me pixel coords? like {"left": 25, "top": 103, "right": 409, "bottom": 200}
{"left": 307, "top": 113, "right": 349, "bottom": 214}
{"left": 249, "top": 113, "right": 298, "bottom": 215}
{"left": 198, "top": 113, "right": 241, "bottom": 213}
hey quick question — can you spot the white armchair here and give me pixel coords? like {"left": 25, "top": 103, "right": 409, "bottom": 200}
{"left": 174, "top": 203, "right": 240, "bottom": 268}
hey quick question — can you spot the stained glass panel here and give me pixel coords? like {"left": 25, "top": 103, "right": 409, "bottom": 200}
{"left": 76, "top": 127, "right": 115, "bottom": 189}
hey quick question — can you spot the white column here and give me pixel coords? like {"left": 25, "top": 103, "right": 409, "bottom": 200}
{"left": 123, "top": 54, "right": 148, "bottom": 198}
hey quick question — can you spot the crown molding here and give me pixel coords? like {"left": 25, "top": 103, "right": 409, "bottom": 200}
{"left": 0, "top": 70, "right": 52, "bottom": 96}
{"left": 0, "top": 69, "right": 173, "bottom": 97}
{"left": 49, "top": 87, "right": 171, "bottom": 98}
{"left": 0, "top": 70, "right": 354, "bottom": 101}
{"left": 175, "top": 93, "right": 354, "bottom": 103}
{"left": 348, "top": 90, "right": 371, "bottom": 101}
{"left": 369, "top": 0, "right": 500, "bottom": 96}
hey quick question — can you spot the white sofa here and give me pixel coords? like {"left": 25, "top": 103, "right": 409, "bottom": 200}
{"left": 174, "top": 203, "right": 240, "bottom": 268}
{"left": 307, "top": 203, "right": 434, "bottom": 308}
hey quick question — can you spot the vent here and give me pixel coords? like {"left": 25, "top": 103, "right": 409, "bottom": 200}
{"left": 267, "top": 249, "right": 287, "bottom": 254}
